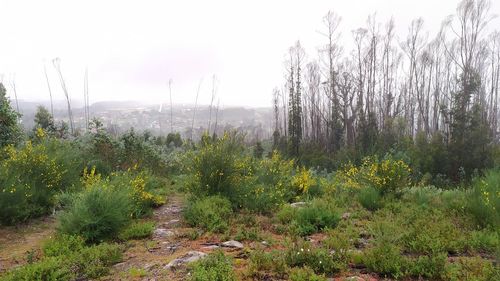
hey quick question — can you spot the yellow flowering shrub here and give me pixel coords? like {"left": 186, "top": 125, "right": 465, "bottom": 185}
{"left": 0, "top": 142, "right": 65, "bottom": 224}
{"left": 335, "top": 156, "right": 411, "bottom": 195}
{"left": 292, "top": 167, "right": 316, "bottom": 194}
{"left": 469, "top": 169, "right": 500, "bottom": 228}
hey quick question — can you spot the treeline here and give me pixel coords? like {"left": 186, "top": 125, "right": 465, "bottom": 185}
{"left": 272, "top": 0, "right": 500, "bottom": 182}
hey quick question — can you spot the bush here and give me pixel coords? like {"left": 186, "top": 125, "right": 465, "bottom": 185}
{"left": 1, "top": 257, "right": 73, "bottom": 281}
{"left": 335, "top": 156, "right": 411, "bottom": 196}
{"left": 0, "top": 142, "right": 66, "bottom": 224}
{"left": 187, "top": 133, "right": 249, "bottom": 203}
{"left": 358, "top": 186, "right": 383, "bottom": 211}
{"left": 4, "top": 236, "right": 122, "bottom": 280}
{"left": 284, "top": 240, "right": 344, "bottom": 275}
{"left": 468, "top": 169, "right": 500, "bottom": 228}
{"left": 444, "top": 257, "right": 499, "bottom": 281}
{"left": 183, "top": 196, "right": 233, "bottom": 233}
{"left": 289, "top": 267, "right": 327, "bottom": 281}
{"left": 362, "top": 242, "right": 405, "bottom": 278}
{"left": 189, "top": 250, "right": 236, "bottom": 281}
{"left": 406, "top": 252, "right": 447, "bottom": 279}
{"left": 279, "top": 199, "right": 339, "bottom": 236}
{"left": 58, "top": 185, "right": 132, "bottom": 243}
{"left": 118, "top": 221, "right": 155, "bottom": 240}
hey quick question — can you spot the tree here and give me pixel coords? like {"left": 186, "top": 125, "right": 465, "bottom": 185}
{"left": 34, "top": 105, "right": 55, "bottom": 132}
{"left": 0, "top": 83, "right": 21, "bottom": 148}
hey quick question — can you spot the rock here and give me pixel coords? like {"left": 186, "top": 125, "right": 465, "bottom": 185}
{"left": 154, "top": 228, "right": 175, "bottom": 238}
{"left": 221, "top": 240, "right": 244, "bottom": 249}
{"left": 342, "top": 212, "right": 351, "bottom": 219}
{"left": 202, "top": 245, "right": 220, "bottom": 250}
{"left": 261, "top": 241, "right": 269, "bottom": 246}
{"left": 290, "top": 202, "right": 307, "bottom": 208}
{"left": 164, "top": 251, "right": 207, "bottom": 269}
{"left": 354, "top": 238, "right": 369, "bottom": 249}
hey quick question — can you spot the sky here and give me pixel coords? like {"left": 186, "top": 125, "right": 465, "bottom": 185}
{"left": 0, "top": 0, "right": 499, "bottom": 107}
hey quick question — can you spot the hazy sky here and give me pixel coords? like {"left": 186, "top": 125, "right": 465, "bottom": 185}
{"left": 0, "top": 0, "right": 499, "bottom": 107}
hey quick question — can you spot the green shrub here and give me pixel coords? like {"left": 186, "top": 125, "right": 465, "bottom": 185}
{"left": 247, "top": 249, "right": 287, "bottom": 277}
{"left": 358, "top": 186, "right": 383, "bottom": 211}
{"left": 189, "top": 250, "right": 236, "bottom": 281}
{"left": 71, "top": 242, "right": 123, "bottom": 278}
{"left": 406, "top": 252, "right": 447, "bottom": 279}
{"left": 284, "top": 240, "right": 343, "bottom": 275}
{"left": 118, "top": 221, "right": 155, "bottom": 240}
{"left": 42, "top": 234, "right": 85, "bottom": 257}
{"left": 1, "top": 257, "right": 73, "bottom": 281}
{"left": 58, "top": 185, "right": 132, "bottom": 243}
{"left": 362, "top": 242, "right": 405, "bottom": 278}
{"left": 467, "top": 230, "right": 499, "bottom": 255}
{"left": 468, "top": 169, "right": 500, "bottom": 228}
{"left": 287, "top": 199, "right": 340, "bottom": 236}
{"left": 183, "top": 196, "right": 233, "bottom": 233}
{"left": 234, "top": 226, "right": 262, "bottom": 242}
{"left": 288, "top": 267, "right": 327, "bottom": 281}
{"left": 444, "top": 257, "right": 499, "bottom": 281}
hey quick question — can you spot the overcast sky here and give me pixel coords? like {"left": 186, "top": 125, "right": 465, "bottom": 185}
{"left": 0, "top": 0, "right": 499, "bottom": 107}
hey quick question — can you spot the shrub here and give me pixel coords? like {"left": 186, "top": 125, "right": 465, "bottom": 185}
{"left": 1, "top": 257, "right": 73, "bottom": 281}
{"left": 284, "top": 240, "right": 343, "bottom": 275}
{"left": 58, "top": 185, "right": 132, "bottom": 243}
{"left": 444, "top": 257, "right": 499, "bottom": 281}
{"left": 0, "top": 142, "right": 65, "bottom": 224}
{"left": 71, "top": 242, "right": 123, "bottom": 278}
{"left": 4, "top": 237, "right": 122, "bottom": 280}
{"left": 284, "top": 199, "right": 340, "bottom": 236}
{"left": 362, "top": 242, "right": 405, "bottom": 278}
{"left": 406, "top": 252, "right": 447, "bottom": 279}
{"left": 186, "top": 133, "right": 249, "bottom": 203}
{"left": 335, "top": 156, "right": 411, "bottom": 196}
{"left": 468, "top": 230, "right": 499, "bottom": 255}
{"left": 288, "top": 267, "right": 327, "bottom": 281}
{"left": 183, "top": 196, "right": 233, "bottom": 233}
{"left": 468, "top": 169, "right": 500, "bottom": 228}
{"left": 189, "top": 250, "right": 236, "bottom": 281}
{"left": 247, "top": 249, "right": 287, "bottom": 278}
{"left": 42, "top": 234, "right": 85, "bottom": 257}
{"left": 118, "top": 221, "right": 155, "bottom": 240}
{"left": 358, "top": 186, "right": 383, "bottom": 211}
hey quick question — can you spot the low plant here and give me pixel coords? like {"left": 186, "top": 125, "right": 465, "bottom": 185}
{"left": 189, "top": 250, "right": 236, "bottom": 281}
{"left": 118, "top": 221, "right": 155, "bottom": 240}
{"left": 183, "top": 196, "right": 233, "bottom": 233}
{"left": 357, "top": 186, "right": 383, "bottom": 211}
{"left": 284, "top": 240, "right": 343, "bottom": 275}
{"left": 362, "top": 242, "right": 405, "bottom": 278}
{"left": 288, "top": 266, "right": 327, "bottom": 281}
{"left": 468, "top": 169, "right": 500, "bottom": 228}
{"left": 289, "top": 199, "right": 340, "bottom": 236}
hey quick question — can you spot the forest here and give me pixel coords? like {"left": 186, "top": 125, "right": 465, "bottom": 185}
{"left": 0, "top": 0, "right": 499, "bottom": 280}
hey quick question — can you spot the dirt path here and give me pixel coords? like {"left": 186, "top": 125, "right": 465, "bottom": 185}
{"left": 106, "top": 194, "right": 224, "bottom": 281}
{"left": 0, "top": 217, "right": 57, "bottom": 274}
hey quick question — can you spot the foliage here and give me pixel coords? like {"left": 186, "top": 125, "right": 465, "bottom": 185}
{"left": 183, "top": 196, "right": 233, "bottom": 233}
{"left": 335, "top": 156, "right": 411, "bottom": 195}
{"left": 186, "top": 132, "right": 249, "bottom": 204}
{"left": 0, "top": 82, "right": 21, "bottom": 148}
{"left": 444, "top": 256, "right": 499, "bottom": 281}
{"left": 278, "top": 199, "right": 339, "bottom": 236}
{"left": 58, "top": 185, "right": 132, "bottom": 243}
{"left": 288, "top": 267, "right": 327, "bottom": 281}
{"left": 3, "top": 235, "right": 122, "bottom": 281}
{"left": 189, "top": 250, "right": 236, "bottom": 281}
{"left": 284, "top": 240, "right": 343, "bottom": 274}
{"left": 118, "top": 221, "right": 155, "bottom": 240}
{"left": 0, "top": 141, "right": 66, "bottom": 224}
{"left": 468, "top": 169, "right": 500, "bottom": 228}
{"left": 362, "top": 242, "right": 405, "bottom": 278}
{"left": 357, "top": 185, "right": 383, "bottom": 211}
{"left": 33, "top": 106, "right": 55, "bottom": 133}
